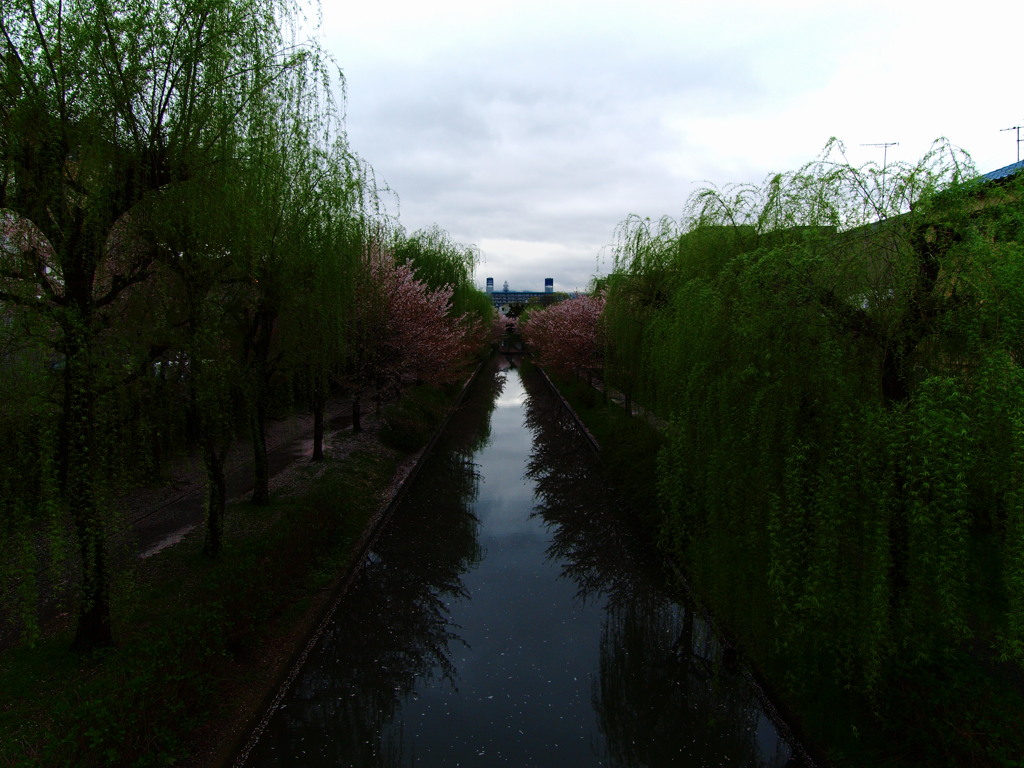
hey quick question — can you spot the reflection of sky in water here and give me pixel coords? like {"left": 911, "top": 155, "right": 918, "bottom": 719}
{"left": 494, "top": 392, "right": 528, "bottom": 409}
{"left": 472, "top": 376, "right": 535, "bottom": 538}
{"left": 380, "top": 370, "right": 608, "bottom": 766}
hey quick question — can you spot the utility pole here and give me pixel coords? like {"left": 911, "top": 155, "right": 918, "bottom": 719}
{"left": 861, "top": 141, "right": 899, "bottom": 171}
{"left": 1001, "top": 125, "right": 1023, "bottom": 164}
{"left": 861, "top": 142, "right": 899, "bottom": 210}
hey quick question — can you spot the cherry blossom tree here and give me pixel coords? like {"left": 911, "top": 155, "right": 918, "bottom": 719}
{"left": 491, "top": 310, "right": 519, "bottom": 351}
{"left": 378, "top": 258, "right": 480, "bottom": 390}
{"left": 521, "top": 294, "right": 606, "bottom": 382}
{"left": 345, "top": 245, "right": 486, "bottom": 430}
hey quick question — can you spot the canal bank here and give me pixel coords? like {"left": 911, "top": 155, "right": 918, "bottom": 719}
{"left": 220, "top": 362, "right": 488, "bottom": 767}
{"left": 235, "top": 356, "right": 801, "bottom": 766}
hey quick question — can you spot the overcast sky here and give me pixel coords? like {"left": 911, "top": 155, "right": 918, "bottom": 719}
{"left": 314, "top": 0, "right": 1021, "bottom": 293}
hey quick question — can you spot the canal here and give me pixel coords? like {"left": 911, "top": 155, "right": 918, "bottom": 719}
{"left": 239, "top": 356, "right": 798, "bottom": 767}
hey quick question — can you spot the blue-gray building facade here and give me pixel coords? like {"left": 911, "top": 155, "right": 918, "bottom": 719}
{"left": 486, "top": 277, "right": 555, "bottom": 309}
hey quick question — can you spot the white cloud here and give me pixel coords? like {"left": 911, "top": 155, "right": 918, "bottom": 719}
{"left": 312, "top": 0, "right": 1023, "bottom": 291}
{"left": 477, "top": 237, "right": 606, "bottom": 294}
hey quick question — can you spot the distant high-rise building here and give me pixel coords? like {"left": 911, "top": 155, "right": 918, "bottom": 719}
{"left": 486, "top": 278, "right": 558, "bottom": 308}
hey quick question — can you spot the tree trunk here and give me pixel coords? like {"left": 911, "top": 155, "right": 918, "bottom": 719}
{"left": 247, "top": 307, "right": 275, "bottom": 505}
{"left": 67, "top": 380, "right": 114, "bottom": 651}
{"left": 352, "top": 393, "right": 362, "bottom": 433}
{"left": 64, "top": 325, "right": 115, "bottom": 652}
{"left": 312, "top": 382, "right": 325, "bottom": 461}
{"left": 880, "top": 343, "right": 910, "bottom": 407}
{"left": 203, "top": 435, "right": 228, "bottom": 557}
{"left": 676, "top": 604, "right": 694, "bottom": 657}
{"left": 880, "top": 222, "right": 954, "bottom": 626}
{"left": 249, "top": 396, "right": 269, "bottom": 505}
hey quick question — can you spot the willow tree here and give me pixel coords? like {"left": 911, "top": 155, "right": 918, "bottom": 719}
{"left": 605, "top": 215, "right": 757, "bottom": 414}
{"left": 152, "top": 167, "right": 253, "bottom": 558}
{"left": 268, "top": 137, "right": 379, "bottom": 463}
{"left": 605, "top": 216, "right": 675, "bottom": 413}
{"left": 392, "top": 224, "right": 483, "bottom": 317}
{"left": 148, "top": 50, "right": 357, "bottom": 548}
{"left": 295, "top": 213, "right": 360, "bottom": 460}
{"left": 227, "top": 49, "right": 356, "bottom": 503}
{"left": 609, "top": 138, "right": 1024, "bottom": 717}
{"left": 0, "top": 0, "right": 306, "bottom": 649}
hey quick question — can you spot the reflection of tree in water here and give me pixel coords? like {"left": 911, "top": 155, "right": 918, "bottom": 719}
{"left": 520, "top": 363, "right": 651, "bottom": 604}
{"left": 519, "top": 364, "right": 793, "bottom": 768}
{"left": 596, "top": 595, "right": 794, "bottom": 767}
{"left": 460, "top": 359, "right": 507, "bottom": 457}
{"left": 249, "top": 363, "right": 511, "bottom": 767}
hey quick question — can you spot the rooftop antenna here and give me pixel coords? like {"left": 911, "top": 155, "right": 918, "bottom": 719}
{"left": 1001, "top": 125, "right": 1023, "bottom": 164}
{"left": 861, "top": 142, "right": 899, "bottom": 212}
{"left": 861, "top": 142, "right": 899, "bottom": 170}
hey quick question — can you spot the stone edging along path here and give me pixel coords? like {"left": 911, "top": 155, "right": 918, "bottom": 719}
{"left": 222, "top": 361, "right": 487, "bottom": 768}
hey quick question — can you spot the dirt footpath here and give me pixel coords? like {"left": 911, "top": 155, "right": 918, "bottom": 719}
{"left": 121, "top": 396, "right": 356, "bottom": 559}
{"left": 0, "top": 396, "right": 358, "bottom": 652}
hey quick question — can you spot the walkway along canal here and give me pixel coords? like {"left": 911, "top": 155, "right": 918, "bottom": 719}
{"left": 237, "top": 356, "right": 800, "bottom": 766}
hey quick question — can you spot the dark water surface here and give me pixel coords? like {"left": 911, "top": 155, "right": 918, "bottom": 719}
{"left": 241, "top": 358, "right": 795, "bottom": 767}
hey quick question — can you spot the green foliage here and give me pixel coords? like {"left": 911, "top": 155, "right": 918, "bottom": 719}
{"left": 392, "top": 225, "right": 479, "bottom": 301}
{"left": 44, "top": 602, "right": 229, "bottom": 768}
{"left": 603, "top": 140, "right": 1024, "bottom": 765}
{"left": 0, "top": 0, "right": 348, "bottom": 646}
{"left": 0, "top": 0, "right": 409, "bottom": 638}
{"left": 458, "top": 286, "right": 499, "bottom": 342}
{"left": 0, "top": 0, "right": 487, "bottom": 759}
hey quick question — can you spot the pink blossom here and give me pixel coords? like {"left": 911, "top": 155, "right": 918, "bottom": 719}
{"left": 521, "top": 294, "right": 606, "bottom": 377}
{"left": 492, "top": 310, "right": 517, "bottom": 343}
{"left": 353, "top": 246, "right": 483, "bottom": 397}
{"left": 0, "top": 211, "right": 57, "bottom": 302}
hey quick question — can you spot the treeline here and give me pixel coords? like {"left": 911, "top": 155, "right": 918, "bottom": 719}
{"left": 526, "top": 139, "right": 1024, "bottom": 764}
{"left": 0, "top": 0, "right": 491, "bottom": 653}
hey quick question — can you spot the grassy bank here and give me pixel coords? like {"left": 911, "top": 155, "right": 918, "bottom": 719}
{"left": 0, "top": 381, "right": 468, "bottom": 768}
{"left": 531, "top": 364, "right": 664, "bottom": 529}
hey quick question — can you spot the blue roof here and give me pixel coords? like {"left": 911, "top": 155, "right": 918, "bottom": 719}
{"left": 981, "top": 159, "right": 1024, "bottom": 182}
